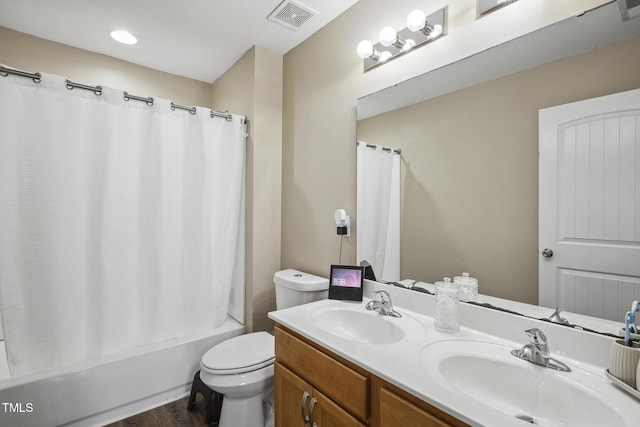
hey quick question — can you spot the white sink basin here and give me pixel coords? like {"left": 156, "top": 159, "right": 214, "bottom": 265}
{"left": 420, "top": 340, "right": 627, "bottom": 427}
{"left": 311, "top": 302, "right": 427, "bottom": 345}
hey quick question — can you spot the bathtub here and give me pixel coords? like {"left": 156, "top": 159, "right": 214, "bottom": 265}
{"left": 0, "top": 316, "right": 244, "bottom": 427}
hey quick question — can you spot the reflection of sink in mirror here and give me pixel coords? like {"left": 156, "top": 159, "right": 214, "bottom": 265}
{"left": 311, "top": 302, "right": 427, "bottom": 345}
{"left": 420, "top": 340, "right": 626, "bottom": 427}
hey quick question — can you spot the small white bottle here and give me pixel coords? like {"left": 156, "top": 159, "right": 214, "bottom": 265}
{"left": 434, "top": 277, "right": 460, "bottom": 333}
{"left": 454, "top": 272, "right": 478, "bottom": 302}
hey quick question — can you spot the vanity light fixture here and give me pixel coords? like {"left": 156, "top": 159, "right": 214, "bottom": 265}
{"left": 356, "top": 6, "right": 447, "bottom": 72}
{"left": 617, "top": 0, "right": 640, "bottom": 21}
{"left": 477, "top": 0, "right": 520, "bottom": 16}
{"left": 110, "top": 30, "right": 137, "bottom": 45}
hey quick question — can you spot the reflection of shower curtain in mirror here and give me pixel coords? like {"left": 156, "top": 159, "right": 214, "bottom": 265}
{"left": 0, "top": 72, "right": 245, "bottom": 377}
{"left": 357, "top": 143, "right": 400, "bottom": 282}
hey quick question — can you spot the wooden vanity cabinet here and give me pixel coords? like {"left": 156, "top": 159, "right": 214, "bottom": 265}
{"left": 274, "top": 325, "right": 469, "bottom": 427}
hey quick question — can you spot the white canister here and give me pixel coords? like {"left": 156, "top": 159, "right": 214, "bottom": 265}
{"left": 637, "top": 353, "right": 640, "bottom": 392}
{"left": 608, "top": 339, "right": 640, "bottom": 389}
{"left": 434, "top": 277, "right": 460, "bottom": 333}
{"left": 454, "top": 272, "right": 478, "bottom": 302}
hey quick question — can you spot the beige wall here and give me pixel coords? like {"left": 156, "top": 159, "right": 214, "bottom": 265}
{"left": 0, "top": 27, "right": 210, "bottom": 107}
{"left": 211, "top": 47, "right": 283, "bottom": 332}
{"left": 358, "top": 36, "right": 640, "bottom": 303}
{"left": 1, "top": 27, "right": 283, "bottom": 332}
{"left": 282, "top": 11, "right": 361, "bottom": 277}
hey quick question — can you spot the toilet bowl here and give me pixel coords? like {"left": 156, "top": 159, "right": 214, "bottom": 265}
{"left": 200, "top": 332, "right": 275, "bottom": 427}
{"left": 199, "top": 269, "right": 329, "bottom": 427}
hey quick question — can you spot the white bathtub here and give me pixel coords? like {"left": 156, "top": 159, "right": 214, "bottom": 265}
{"left": 0, "top": 317, "right": 244, "bottom": 427}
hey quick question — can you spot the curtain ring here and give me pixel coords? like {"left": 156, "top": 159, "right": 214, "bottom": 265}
{"left": 123, "top": 92, "right": 154, "bottom": 106}
{"left": 171, "top": 102, "right": 197, "bottom": 115}
{"left": 65, "top": 79, "right": 102, "bottom": 96}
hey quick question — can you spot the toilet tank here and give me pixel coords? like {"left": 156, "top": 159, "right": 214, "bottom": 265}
{"left": 274, "top": 269, "right": 329, "bottom": 310}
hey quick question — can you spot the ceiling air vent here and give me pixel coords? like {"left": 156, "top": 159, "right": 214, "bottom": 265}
{"left": 268, "top": 0, "right": 317, "bottom": 31}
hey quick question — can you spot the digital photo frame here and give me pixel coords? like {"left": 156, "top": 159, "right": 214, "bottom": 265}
{"left": 328, "top": 264, "right": 364, "bottom": 302}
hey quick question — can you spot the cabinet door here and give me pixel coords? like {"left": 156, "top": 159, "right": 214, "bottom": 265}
{"left": 380, "top": 388, "right": 452, "bottom": 427}
{"left": 275, "top": 361, "right": 367, "bottom": 427}
{"left": 275, "top": 362, "right": 311, "bottom": 427}
{"left": 311, "top": 388, "right": 366, "bottom": 427}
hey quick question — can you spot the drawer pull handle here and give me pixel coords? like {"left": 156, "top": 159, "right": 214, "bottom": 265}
{"left": 301, "top": 391, "right": 311, "bottom": 424}
{"left": 309, "top": 397, "right": 318, "bottom": 427}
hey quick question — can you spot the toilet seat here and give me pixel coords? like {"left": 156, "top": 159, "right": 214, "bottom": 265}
{"left": 201, "top": 331, "right": 275, "bottom": 375}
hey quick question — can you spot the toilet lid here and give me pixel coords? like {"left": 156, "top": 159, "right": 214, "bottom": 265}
{"left": 201, "top": 331, "right": 275, "bottom": 375}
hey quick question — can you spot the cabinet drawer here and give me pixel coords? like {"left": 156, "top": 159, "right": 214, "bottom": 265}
{"left": 380, "top": 388, "right": 449, "bottom": 427}
{"left": 380, "top": 387, "right": 468, "bottom": 427}
{"left": 275, "top": 326, "right": 369, "bottom": 420}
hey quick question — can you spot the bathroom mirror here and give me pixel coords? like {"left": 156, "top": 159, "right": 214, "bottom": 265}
{"left": 356, "top": 1, "right": 640, "bottom": 330}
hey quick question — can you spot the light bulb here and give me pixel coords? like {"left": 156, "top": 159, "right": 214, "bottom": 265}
{"left": 380, "top": 51, "right": 392, "bottom": 62}
{"left": 379, "top": 26, "right": 398, "bottom": 47}
{"left": 110, "top": 30, "right": 137, "bottom": 45}
{"left": 356, "top": 40, "right": 374, "bottom": 59}
{"left": 407, "top": 9, "right": 426, "bottom": 32}
{"left": 403, "top": 39, "right": 416, "bottom": 50}
{"left": 430, "top": 24, "right": 443, "bottom": 39}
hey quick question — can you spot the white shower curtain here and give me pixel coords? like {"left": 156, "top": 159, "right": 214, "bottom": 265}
{"left": 356, "top": 142, "right": 400, "bottom": 282}
{"left": 0, "top": 72, "right": 245, "bottom": 377}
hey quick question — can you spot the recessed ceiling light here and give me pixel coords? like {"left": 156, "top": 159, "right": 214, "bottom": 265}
{"left": 110, "top": 30, "right": 137, "bottom": 45}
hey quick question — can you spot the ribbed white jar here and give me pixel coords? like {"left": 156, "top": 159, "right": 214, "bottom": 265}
{"left": 608, "top": 339, "right": 640, "bottom": 388}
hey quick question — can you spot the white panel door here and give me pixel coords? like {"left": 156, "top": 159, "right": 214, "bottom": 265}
{"left": 539, "top": 88, "right": 640, "bottom": 322}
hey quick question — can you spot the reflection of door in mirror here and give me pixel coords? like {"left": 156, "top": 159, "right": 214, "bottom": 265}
{"left": 356, "top": 142, "right": 401, "bottom": 282}
{"left": 539, "top": 88, "right": 640, "bottom": 322}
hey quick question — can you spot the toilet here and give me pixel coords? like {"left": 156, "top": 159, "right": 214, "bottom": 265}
{"left": 198, "top": 269, "right": 329, "bottom": 427}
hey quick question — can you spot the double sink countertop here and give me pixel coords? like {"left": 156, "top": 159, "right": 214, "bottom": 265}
{"left": 268, "top": 280, "right": 639, "bottom": 427}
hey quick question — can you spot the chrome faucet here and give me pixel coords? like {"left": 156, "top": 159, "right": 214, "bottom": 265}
{"left": 511, "top": 328, "right": 571, "bottom": 372}
{"left": 365, "top": 290, "right": 402, "bottom": 318}
{"left": 547, "top": 307, "right": 570, "bottom": 325}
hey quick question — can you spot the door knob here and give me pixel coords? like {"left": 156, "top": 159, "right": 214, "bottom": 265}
{"left": 542, "top": 248, "right": 553, "bottom": 258}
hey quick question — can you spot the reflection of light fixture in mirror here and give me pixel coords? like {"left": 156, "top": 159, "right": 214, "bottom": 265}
{"left": 357, "top": 6, "right": 447, "bottom": 72}
{"left": 478, "top": 0, "right": 519, "bottom": 16}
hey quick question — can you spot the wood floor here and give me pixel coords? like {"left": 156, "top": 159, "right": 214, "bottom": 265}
{"left": 104, "top": 396, "right": 210, "bottom": 427}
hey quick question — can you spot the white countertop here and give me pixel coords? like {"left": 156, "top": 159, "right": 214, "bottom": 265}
{"left": 268, "top": 282, "right": 639, "bottom": 427}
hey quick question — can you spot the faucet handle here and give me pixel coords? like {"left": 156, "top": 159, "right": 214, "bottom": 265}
{"left": 525, "top": 328, "right": 547, "bottom": 347}
{"left": 548, "top": 307, "right": 570, "bottom": 325}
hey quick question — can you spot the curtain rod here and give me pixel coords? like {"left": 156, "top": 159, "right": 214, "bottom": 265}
{"left": 0, "top": 64, "right": 246, "bottom": 124}
{"left": 357, "top": 141, "right": 401, "bottom": 155}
